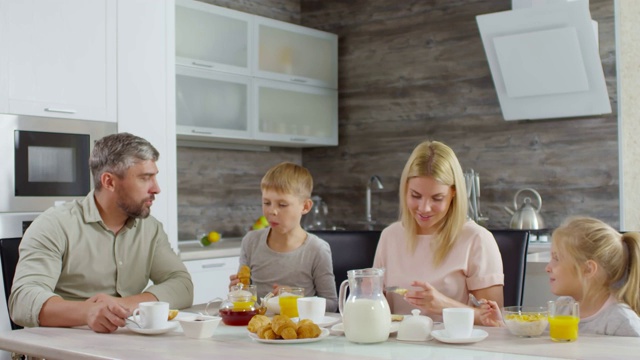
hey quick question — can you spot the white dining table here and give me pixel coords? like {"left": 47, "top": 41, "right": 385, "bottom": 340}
{"left": 0, "top": 309, "right": 638, "bottom": 360}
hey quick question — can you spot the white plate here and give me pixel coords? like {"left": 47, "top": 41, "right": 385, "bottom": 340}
{"left": 125, "top": 321, "right": 179, "bottom": 335}
{"left": 248, "top": 328, "right": 330, "bottom": 344}
{"left": 291, "top": 316, "right": 340, "bottom": 328}
{"left": 330, "top": 322, "right": 400, "bottom": 335}
{"left": 431, "top": 329, "right": 488, "bottom": 344}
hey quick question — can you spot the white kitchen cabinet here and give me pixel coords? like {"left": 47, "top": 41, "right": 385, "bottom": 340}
{"left": 255, "top": 79, "right": 338, "bottom": 146}
{"left": 117, "top": 0, "right": 178, "bottom": 250}
{"left": 184, "top": 256, "right": 239, "bottom": 306}
{"left": 254, "top": 16, "right": 338, "bottom": 89}
{"left": 176, "top": 66, "right": 254, "bottom": 141}
{"left": 174, "top": 0, "right": 338, "bottom": 148}
{"left": 0, "top": 0, "right": 116, "bottom": 122}
{"left": 175, "top": 0, "right": 252, "bottom": 76}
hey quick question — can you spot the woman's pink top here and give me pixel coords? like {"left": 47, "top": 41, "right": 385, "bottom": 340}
{"left": 373, "top": 221, "right": 504, "bottom": 319}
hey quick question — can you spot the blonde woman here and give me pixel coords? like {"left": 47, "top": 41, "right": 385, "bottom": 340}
{"left": 373, "top": 140, "right": 503, "bottom": 323}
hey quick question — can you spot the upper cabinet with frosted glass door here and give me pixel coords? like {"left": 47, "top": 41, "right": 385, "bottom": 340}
{"left": 254, "top": 17, "right": 337, "bottom": 90}
{"left": 175, "top": 0, "right": 252, "bottom": 75}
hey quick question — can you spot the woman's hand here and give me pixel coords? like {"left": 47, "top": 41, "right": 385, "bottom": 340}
{"left": 404, "top": 280, "right": 453, "bottom": 315}
{"left": 478, "top": 300, "right": 504, "bottom": 327}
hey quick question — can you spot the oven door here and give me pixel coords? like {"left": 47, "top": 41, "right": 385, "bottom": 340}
{"left": 0, "top": 212, "right": 39, "bottom": 330}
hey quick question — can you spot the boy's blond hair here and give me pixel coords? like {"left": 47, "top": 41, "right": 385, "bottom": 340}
{"left": 260, "top": 162, "right": 313, "bottom": 199}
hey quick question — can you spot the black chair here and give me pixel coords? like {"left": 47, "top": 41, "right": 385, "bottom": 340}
{"left": 489, "top": 229, "right": 530, "bottom": 307}
{"left": 311, "top": 230, "right": 382, "bottom": 294}
{"left": 0, "top": 238, "right": 22, "bottom": 330}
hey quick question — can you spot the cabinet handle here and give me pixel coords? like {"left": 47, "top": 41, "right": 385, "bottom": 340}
{"left": 191, "top": 129, "right": 213, "bottom": 135}
{"left": 44, "top": 108, "right": 77, "bottom": 114}
{"left": 192, "top": 61, "right": 213, "bottom": 68}
{"left": 290, "top": 78, "right": 308, "bottom": 83}
{"left": 289, "top": 137, "right": 308, "bottom": 142}
{"left": 202, "top": 263, "right": 225, "bottom": 269}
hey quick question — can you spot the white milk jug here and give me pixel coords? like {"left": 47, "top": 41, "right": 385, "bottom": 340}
{"left": 338, "top": 268, "right": 391, "bottom": 343}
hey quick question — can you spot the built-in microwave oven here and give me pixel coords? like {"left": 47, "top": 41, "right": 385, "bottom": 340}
{"left": 0, "top": 114, "right": 117, "bottom": 213}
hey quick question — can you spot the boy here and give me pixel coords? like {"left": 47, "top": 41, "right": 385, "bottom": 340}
{"left": 230, "top": 162, "right": 337, "bottom": 312}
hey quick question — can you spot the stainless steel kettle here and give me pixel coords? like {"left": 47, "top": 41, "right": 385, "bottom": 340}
{"left": 302, "top": 195, "right": 329, "bottom": 230}
{"left": 504, "top": 188, "right": 545, "bottom": 230}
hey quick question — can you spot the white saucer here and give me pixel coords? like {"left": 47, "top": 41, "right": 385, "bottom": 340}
{"left": 331, "top": 322, "right": 400, "bottom": 335}
{"left": 292, "top": 316, "right": 340, "bottom": 328}
{"left": 431, "top": 329, "right": 488, "bottom": 344}
{"left": 126, "top": 321, "right": 178, "bottom": 335}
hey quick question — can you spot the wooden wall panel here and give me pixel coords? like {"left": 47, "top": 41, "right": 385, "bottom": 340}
{"left": 300, "top": 0, "right": 618, "bottom": 231}
{"left": 177, "top": 0, "right": 618, "bottom": 239}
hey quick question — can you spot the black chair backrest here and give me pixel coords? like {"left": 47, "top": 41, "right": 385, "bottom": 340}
{"left": 489, "top": 229, "right": 530, "bottom": 307}
{"left": 0, "top": 238, "right": 23, "bottom": 330}
{"left": 311, "top": 230, "right": 382, "bottom": 294}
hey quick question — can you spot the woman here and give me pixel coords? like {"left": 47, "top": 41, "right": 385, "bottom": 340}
{"left": 373, "top": 140, "right": 503, "bottom": 323}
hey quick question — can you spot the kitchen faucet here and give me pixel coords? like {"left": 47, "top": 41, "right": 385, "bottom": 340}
{"left": 366, "top": 175, "right": 384, "bottom": 226}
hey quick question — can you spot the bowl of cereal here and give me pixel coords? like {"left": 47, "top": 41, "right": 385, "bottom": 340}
{"left": 502, "top": 306, "right": 548, "bottom": 337}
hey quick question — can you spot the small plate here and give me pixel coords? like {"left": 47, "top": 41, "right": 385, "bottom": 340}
{"left": 330, "top": 322, "right": 400, "bottom": 335}
{"left": 125, "top": 321, "right": 178, "bottom": 335}
{"left": 291, "top": 316, "right": 340, "bottom": 328}
{"left": 248, "top": 328, "right": 330, "bottom": 344}
{"left": 431, "top": 329, "right": 488, "bottom": 344}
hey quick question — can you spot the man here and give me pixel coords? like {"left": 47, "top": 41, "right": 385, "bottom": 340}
{"left": 9, "top": 133, "right": 193, "bottom": 333}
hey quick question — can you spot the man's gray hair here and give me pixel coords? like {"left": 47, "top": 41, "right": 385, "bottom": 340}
{"left": 89, "top": 132, "right": 159, "bottom": 190}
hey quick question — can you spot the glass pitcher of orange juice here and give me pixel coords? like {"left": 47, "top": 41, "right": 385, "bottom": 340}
{"left": 548, "top": 299, "right": 580, "bottom": 342}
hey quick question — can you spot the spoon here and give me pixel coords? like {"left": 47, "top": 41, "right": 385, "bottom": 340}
{"left": 125, "top": 317, "right": 142, "bottom": 328}
{"left": 469, "top": 294, "right": 482, "bottom": 308}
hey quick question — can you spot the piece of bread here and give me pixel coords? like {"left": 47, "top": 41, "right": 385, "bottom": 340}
{"left": 237, "top": 265, "right": 251, "bottom": 286}
{"left": 391, "top": 314, "right": 404, "bottom": 322}
{"left": 247, "top": 314, "right": 271, "bottom": 333}
{"left": 393, "top": 288, "right": 408, "bottom": 296}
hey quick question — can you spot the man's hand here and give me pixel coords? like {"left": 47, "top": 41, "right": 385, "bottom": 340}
{"left": 84, "top": 300, "right": 130, "bottom": 333}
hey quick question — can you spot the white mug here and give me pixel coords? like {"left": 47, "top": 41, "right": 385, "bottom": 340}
{"left": 443, "top": 308, "right": 474, "bottom": 338}
{"left": 297, "top": 297, "right": 326, "bottom": 323}
{"left": 132, "top": 301, "right": 170, "bottom": 329}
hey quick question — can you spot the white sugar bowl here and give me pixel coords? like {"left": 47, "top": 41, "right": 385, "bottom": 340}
{"left": 397, "top": 309, "right": 433, "bottom": 342}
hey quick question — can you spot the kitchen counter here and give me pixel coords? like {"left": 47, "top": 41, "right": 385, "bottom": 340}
{"left": 178, "top": 238, "right": 243, "bottom": 261}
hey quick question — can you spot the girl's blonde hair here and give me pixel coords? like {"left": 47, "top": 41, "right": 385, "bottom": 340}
{"left": 399, "top": 140, "right": 468, "bottom": 265}
{"left": 260, "top": 162, "right": 313, "bottom": 199}
{"left": 552, "top": 216, "right": 640, "bottom": 314}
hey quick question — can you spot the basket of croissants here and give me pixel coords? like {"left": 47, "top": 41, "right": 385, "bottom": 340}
{"left": 247, "top": 314, "right": 322, "bottom": 340}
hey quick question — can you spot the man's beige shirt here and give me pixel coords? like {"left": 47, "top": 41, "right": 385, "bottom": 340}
{"left": 9, "top": 190, "right": 193, "bottom": 327}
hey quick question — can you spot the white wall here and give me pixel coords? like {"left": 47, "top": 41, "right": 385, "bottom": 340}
{"left": 617, "top": 0, "right": 640, "bottom": 231}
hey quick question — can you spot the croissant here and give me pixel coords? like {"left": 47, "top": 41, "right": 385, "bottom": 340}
{"left": 247, "top": 314, "right": 271, "bottom": 333}
{"left": 271, "top": 315, "right": 298, "bottom": 336}
{"left": 257, "top": 324, "right": 278, "bottom": 340}
{"left": 297, "top": 322, "right": 321, "bottom": 339}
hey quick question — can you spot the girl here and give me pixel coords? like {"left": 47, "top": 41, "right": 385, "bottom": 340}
{"left": 480, "top": 216, "right": 640, "bottom": 336}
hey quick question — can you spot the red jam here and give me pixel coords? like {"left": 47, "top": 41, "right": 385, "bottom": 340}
{"left": 219, "top": 308, "right": 258, "bottom": 326}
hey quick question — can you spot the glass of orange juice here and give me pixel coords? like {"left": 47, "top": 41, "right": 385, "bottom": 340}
{"left": 548, "top": 299, "right": 580, "bottom": 342}
{"left": 278, "top": 287, "right": 304, "bottom": 318}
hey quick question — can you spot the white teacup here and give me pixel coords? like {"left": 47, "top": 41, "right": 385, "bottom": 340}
{"left": 132, "top": 301, "right": 170, "bottom": 329}
{"left": 297, "top": 297, "right": 326, "bottom": 323}
{"left": 443, "top": 308, "right": 474, "bottom": 338}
